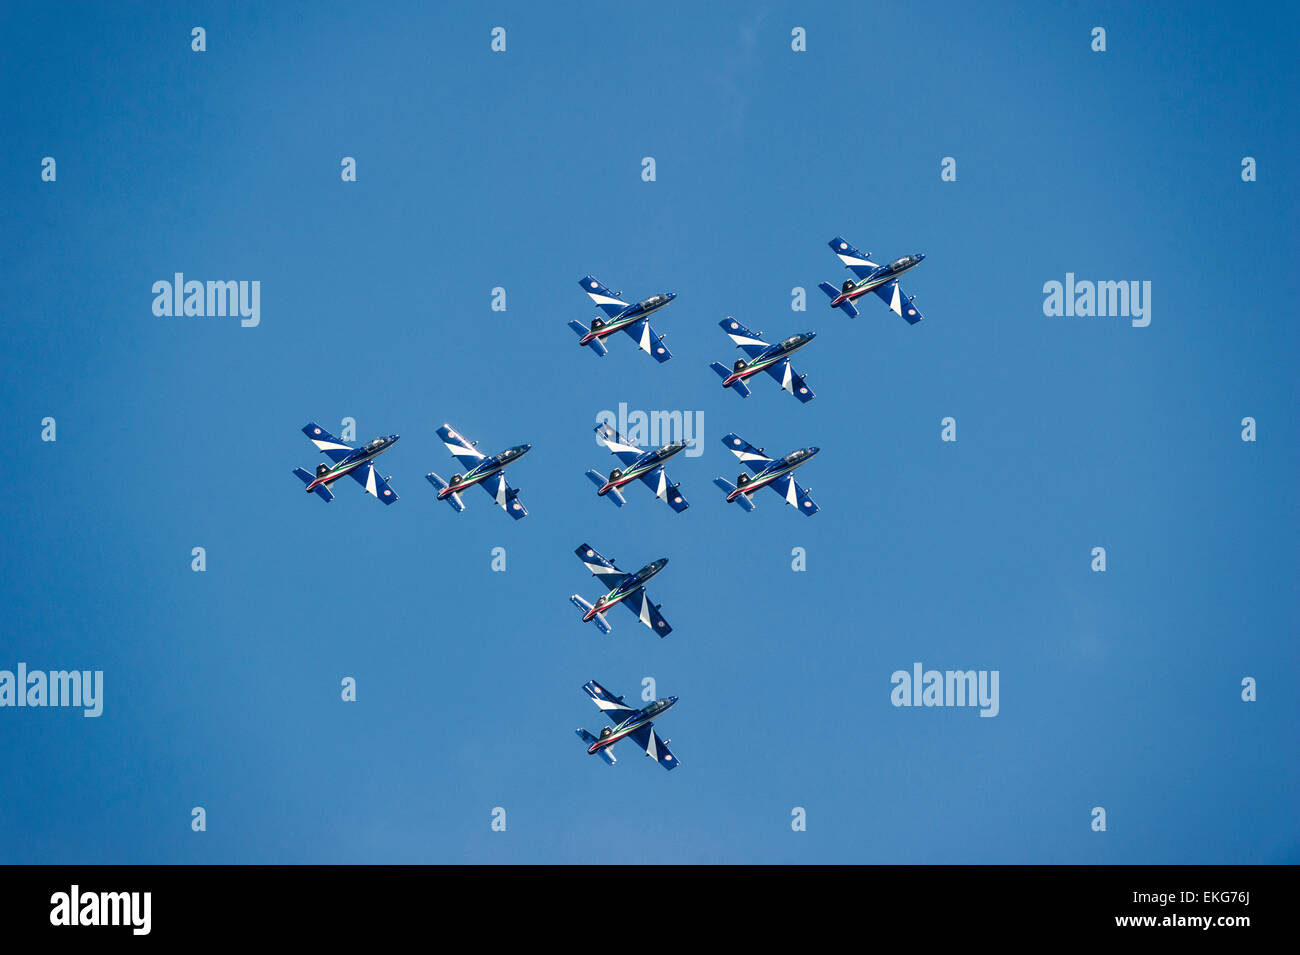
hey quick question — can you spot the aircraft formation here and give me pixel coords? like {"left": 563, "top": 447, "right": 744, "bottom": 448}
{"left": 292, "top": 236, "right": 927, "bottom": 771}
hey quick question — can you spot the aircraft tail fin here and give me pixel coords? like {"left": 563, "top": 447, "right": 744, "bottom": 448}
{"left": 293, "top": 467, "right": 335, "bottom": 502}
{"left": 818, "top": 282, "right": 860, "bottom": 319}
{"left": 575, "top": 728, "right": 617, "bottom": 765}
{"left": 585, "top": 470, "right": 626, "bottom": 506}
{"left": 425, "top": 472, "right": 466, "bottom": 512}
{"left": 713, "top": 477, "right": 756, "bottom": 512}
{"left": 710, "top": 361, "right": 752, "bottom": 398}
{"left": 568, "top": 320, "right": 609, "bottom": 357}
{"left": 569, "top": 595, "right": 613, "bottom": 634}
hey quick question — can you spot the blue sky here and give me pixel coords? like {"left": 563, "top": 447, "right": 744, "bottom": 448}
{"left": 1, "top": 1, "right": 1296, "bottom": 863}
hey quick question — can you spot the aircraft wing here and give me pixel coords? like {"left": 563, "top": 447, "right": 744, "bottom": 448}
{"left": 627, "top": 724, "right": 679, "bottom": 771}
{"left": 580, "top": 276, "right": 630, "bottom": 318}
{"left": 481, "top": 471, "right": 527, "bottom": 519}
{"left": 829, "top": 236, "right": 879, "bottom": 279}
{"left": 639, "top": 465, "right": 689, "bottom": 513}
{"left": 584, "top": 680, "right": 637, "bottom": 721}
{"left": 348, "top": 462, "right": 399, "bottom": 505}
{"left": 722, "top": 432, "right": 773, "bottom": 473}
{"left": 574, "top": 544, "right": 625, "bottom": 587}
{"left": 874, "top": 279, "right": 924, "bottom": 324}
{"left": 623, "top": 318, "right": 672, "bottom": 363}
{"left": 621, "top": 586, "right": 672, "bottom": 636}
{"left": 302, "top": 422, "right": 354, "bottom": 463}
{"left": 764, "top": 359, "right": 815, "bottom": 403}
{"left": 594, "top": 424, "right": 644, "bottom": 467}
{"left": 437, "top": 424, "right": 485, "bottom": 470}
{"left": 720, "top": 317, "right": 769, "bottom": 358}
{"left": 770, "top": 473, "right": 818, "bottom": 515}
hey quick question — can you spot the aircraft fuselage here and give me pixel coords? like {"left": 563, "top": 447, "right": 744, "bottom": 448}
{"left": 437, "top": 444, "right": 531, "bottom": 498}
{"left": 580, "top": 292, "right": 677, "bottom": 344}
{"left": 598, "top": 442, "right": 686, "bottom": 494}
{"left": 831, "top": 254, "right": 926, "bottom": 307}
{"left": 727, "top": 447, "right": 819, "bottom": 501}
{"left": 586, "top": 696, "right": 678, "bottom": 754}
{"left": 584, "top": 558, "right": 669, "bottom": 619}
{"left": 306, "top": 435, "right": 399, "bottom": 492}
{"left": 722, "top": 332, "right": 817, "bottom": 387}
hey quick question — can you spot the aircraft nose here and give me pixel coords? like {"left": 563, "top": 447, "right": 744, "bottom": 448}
{"left": 804, "top": 331, "right": 817, "bottom": 340}
{"left": 915, "top": 253, "right": 926, "bottom": 262}
{"left": 666, "top": 292, "right": 677, "bottom": 301}
{"left": 391, "top": 434, "right": 400, "bottom": 442}
{"left": 808, "top": 446, "right": 821, "bottom": 455}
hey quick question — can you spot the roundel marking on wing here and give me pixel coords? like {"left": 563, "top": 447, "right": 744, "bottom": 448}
{"left": 586, "top": 550, "right": 594, "bottom": 557}
{"left": 656, "top": 347, "right": 665, "bottom": 354}
{"left": 314, "top": 428, "right": 321, "bottom": 434}
{"left": 839, "top": 242, "right": 847, "bottom": 250}
{"left": 590, "top": 281, "right": 598, "bottom": 289}
{"left": 730, "top": 321, "right": 738, "bottom": 329}
{"left": 733, "top": 438, "right": 741, "bottom": 445}
{"left": 908, "top": 308, "right": 916, "bottom": 316}
{"left": 804, "top": 501, "right": 813, "bottom": 508}
{"left": 383, "top": 489, "right": 391, "bottom": 496}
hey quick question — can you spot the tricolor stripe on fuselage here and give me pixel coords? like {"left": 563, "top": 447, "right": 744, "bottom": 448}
{"left": 581, "top": 312, "right": 640, "bottom": 342}
{"left": 580, "top": 300, "right": 670, "bottom": 343}
{"left": 832, "top": 263, "right": 918, "bottom": 306}
{"left": 587, "top": 714, "right": 652, "bottom": 753}
{"left": 437, "top": 461, "right": 505, "bottom": 496}
{"left": 724, "top": 352, "right": 784, "bottom": 384}
{"left": 601, "top": 459, "right": 657, "bottom": 490}
{"left": 306, "top": 451, "right": 383, "bottom": 491}
{"left": 727, "top": 460, "right": 804, "bottom": 500}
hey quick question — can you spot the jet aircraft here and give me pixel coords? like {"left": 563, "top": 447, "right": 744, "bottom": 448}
{"left": 569, "top": 543, "right": 672, "bottom": 636}
{"left": 709, "top": 317, "right": 816, "bottom": 402}
{"left": 574, "top": 679, "right": 679, "bottom": 770}
{"left": 292, "top": 422, "right": 399, "bottom": 505}
{"left": 425, "top": 424, "right": 530, "bottom": 519}
{"left": 818, "top": 236, "right": 926, "bottom": 323}
{"left": 713, "top": 432, "right": 819, "bottom": 515}
{"left": 585, "top": 424, "right": 689, "bottom": 512}
{"left": 568, "top": 275, "right": 675, "bottom": 362}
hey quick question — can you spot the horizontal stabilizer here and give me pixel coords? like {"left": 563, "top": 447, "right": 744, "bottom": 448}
{"left": 710, "top": 361, "right": 752, "bottom": 398}
{"left": 585, "top": 469, "right": 626, "bottom": 506}
{"left": 713, "top": 477, "right": 756, "bottom": 512}
{"left": 818, "top": 282, "right": 859, "bottom": 319}
{"left": 575, "top": 729, "right": 617, "bottom": 765}
{"left": 569, "top": 595, "right": 612, "bottom": 634}
{"left": 292, "top": 467, "right": 334, "bottom": 502}
{"left": 568, "top": 320, "right": 609, "bottom": 357}
{"left": 425, "top": 472, "right": 466, "bottom": 512}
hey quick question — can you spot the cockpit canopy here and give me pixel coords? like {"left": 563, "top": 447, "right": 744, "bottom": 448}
{"left": 782, "top": 335, "right": 802, "bottom": 348}
{"left": 889, "top": 256, "right": 912, "bottom": 270}
{"left": 365, "top": 437, "right": 386, "bottom": 451}
{"left": 640, "top": 295, "right": 665, "bottom": 308}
